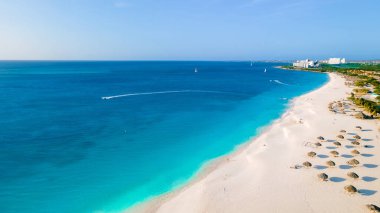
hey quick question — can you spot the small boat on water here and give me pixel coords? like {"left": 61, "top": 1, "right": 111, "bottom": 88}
{"left": 194, "top": 68, "right": 198, "bottom": 73}
{"left": 264, "top": 68, "right": 267, "bottom": 72}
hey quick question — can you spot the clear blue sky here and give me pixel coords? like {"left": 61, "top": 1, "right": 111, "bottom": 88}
{"left": 0, "top": 0, "right": 379, "bottom": 60}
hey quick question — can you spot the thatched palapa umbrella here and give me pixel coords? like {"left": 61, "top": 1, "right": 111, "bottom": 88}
{"left": 303, "top": 161, "right": 312, "bottom": 168}
{"left": 315, "top": 142, "right": 322, "bottom": 147}
{"left": 330, "top": 151, "right": 339, "bottom": 157}
{"left": 308, "top": 152, "right": 317, "bottom": 157}
{"left": 355, "top": 112, "right": 366, "bottom": 119}
{"left": 317, "top": 136, "right": 325, "bottom": 141}
{"left": 351, "top": 141, "right": 361, "bottom": 146}
{"left": 354, "top": 135, "right": 361, "bottom": 140}
{"left": 318, "top": 173, "right": 328, "bottom": 181}
{"left": 347, "top": 172, "right": 359, "bottom": 179}
{"left": 351, "top": 150, "right": 360, "bottom": 155}
{"left": 344, "top": 185, "right": 357, "bottom": 193}
{"left": 326, "top": 160, "right": 336, "bottom": 167}
{"left": 337, "top": 135, "right": 344, "bottom": 139}
{"left": 340, "top": 130, "right": 346, "bottom": 133}
{"left": 347, "top": 159, "right": 360, "bottom": 167}
{"left": 355, "top": 126, "right": 362, "bottom": 130}
{"left": 366, "top": 204, "right": 380, "bottom": 212}
{"left": 333, "top": 142, "right": 342, "bottom": 147}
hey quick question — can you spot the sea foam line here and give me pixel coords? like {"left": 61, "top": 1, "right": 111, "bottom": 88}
{"left": 101, "top": 90, "right": 243, "bottom": 100}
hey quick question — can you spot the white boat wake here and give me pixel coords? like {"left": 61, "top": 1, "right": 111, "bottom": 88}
{"left": 270, "top": 80, "right": 291, "bottom": 86}
{"left": 101, "top": 90, "right": 243, "bottom": 100}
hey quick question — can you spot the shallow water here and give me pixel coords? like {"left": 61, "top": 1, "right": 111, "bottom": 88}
{"left": 0, "top": 61, "right": 327, "bottom": 212}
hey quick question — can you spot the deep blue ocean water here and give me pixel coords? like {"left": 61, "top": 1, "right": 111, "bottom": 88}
{"left": 0, "top": 61, "right": 327, "bottom": 212}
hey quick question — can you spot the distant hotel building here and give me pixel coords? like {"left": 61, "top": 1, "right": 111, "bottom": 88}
{"left": 320, "top": 58, "right": 347, "bottom": 64}
{"left": 327, "top": 58, "right": 346, "bottom": 64}
{"left": 293, "top": 59, "right": 318, "bottom": 68}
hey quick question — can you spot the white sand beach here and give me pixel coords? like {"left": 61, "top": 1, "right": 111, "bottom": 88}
{"left": 130, "top": 73, "right": 380, "bottom": 213}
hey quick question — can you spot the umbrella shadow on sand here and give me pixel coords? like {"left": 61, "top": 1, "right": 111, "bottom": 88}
{"left": 339, "top": 165, "right": 352, "bottom": 170}
{"left": 341, "top": 154, "right": 354, "bottom": 158}
{"left": 358, "top": 189, "right": 377, "bottom": 196}
{"left": 362, "top": 176, "right": 377, "bottom": 182}
{"left": 363, "top": 164, "right": 378, "bottom": 169}
{"left": 314, "top": 165, "right": 328, "bottom": 170}
{"left": 361, "top": 153, "right": 374, "bottom": 157}
{"left": 330, "top": 177, "right": 345, "bottom": 182}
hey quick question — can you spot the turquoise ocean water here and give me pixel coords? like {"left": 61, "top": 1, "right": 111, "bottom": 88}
{"left": 0, "top": 61, "right": 327, "bottom": 212}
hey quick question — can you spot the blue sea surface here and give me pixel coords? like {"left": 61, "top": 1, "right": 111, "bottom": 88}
{"left": 0, "top": 61, "right": 327, "bottom": 212}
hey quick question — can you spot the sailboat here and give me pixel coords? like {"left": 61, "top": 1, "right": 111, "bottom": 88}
{"left": 264, "top": 68, "right": 267, "bottom": 72}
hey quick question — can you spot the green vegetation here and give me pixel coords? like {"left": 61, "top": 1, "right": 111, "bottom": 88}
{"left": 319, "top": 63, "right": 380, "bottom": 72}
{"left": 353, "top": 88, "right": 369, "bottom": 94}
{"left": 283, "top": 62, "right": 380, "bottom": 118}
{"left": 349, "top": 95, "right": 380, "bottom": 115}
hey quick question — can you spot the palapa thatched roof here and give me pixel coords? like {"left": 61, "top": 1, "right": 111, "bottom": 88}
{"left": 315, "top": 142, "right": 322, "bottom": 147}
{"left": 333, "top": 142, "right": 342, "bottom": 147}
{"left": 347, "top": 172, "right": 359, "bottom": 179}
{"left": 351, "top": 141, "right": 361, "bottom": 146}
{"left": 307, "top": 152, "right": 317, "bottom": 157}
{"left": 351, "top": 150, "right": 360, "bottom": 155}
{"left": 317, "top": 136, "right": 325, "bottom": 140}
{"left": 354, "top": 135, "right": 361, "bottom": 140}
{"left": 355, "top": 126, "right": 362, "bottom": 130}
{"left": 303, "top": 161, "right": 312, "bottom": 168}
{"left": 344, "top": 185, "right": 357, "bottom": 193}
{"left": 347, "top": 159, "right": 360, "bottom": 166}
{"left": 326, "top": 160, "right": 336, "bottom": 167}
{"left": 318, "top": 173, "right": 328, "bottom": 181}
{"left": 366, "top": 204, "right": 380, "bottom": 212}
{"left": 337, "top": 135, "right": 344, "bottom": 139}
{"left": 330, "top": 151, "right": 339, "bottom": 157}
{"left": 340, "top": 130, "right": 346, "bottom": 133}
{"left": 355, "top": 112, "right": 366, "bottom": 119}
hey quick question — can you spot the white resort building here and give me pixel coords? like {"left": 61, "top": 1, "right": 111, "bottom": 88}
{"left": 327, "top": 58, "right": 346, "bottom": 64}
{"left": 293, "top": 59, "right": 317, "bottom": 68}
